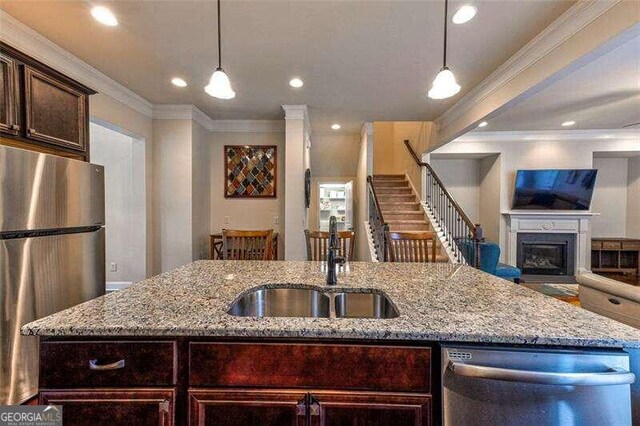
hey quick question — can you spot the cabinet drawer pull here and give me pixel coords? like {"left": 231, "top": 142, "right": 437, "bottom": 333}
{"left": 11, "top": 124, "right": 19, "bottom": 130}
{"left": 89, "top": 359, "right": 125, "bottom": 370}
{"left": 608, "top": 298, "right": 621, "bottom": 305}
{"left": 28, "top": 128, "right": 37, "bottom": 135}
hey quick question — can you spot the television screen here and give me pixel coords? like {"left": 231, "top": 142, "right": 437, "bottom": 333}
{"left": 512, "top": 169, "right": 597, "bottom": 210}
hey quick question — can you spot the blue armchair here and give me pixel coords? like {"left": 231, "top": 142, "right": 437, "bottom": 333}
{"left": 459, "top": 240, "right": 522, "bottom": 283}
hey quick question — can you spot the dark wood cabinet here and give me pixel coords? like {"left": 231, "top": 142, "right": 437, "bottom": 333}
{"left": 189, "top": 389, "right": 307, "bottom": 426}
{"left": 310, "top": 391, "right": 431, "bottom": 426}
{"left": 40, "top": 389, "right": 175, "bottom": 426}
{"left": 0, "top": 42, "right": 94, "bottom": 160}
{"left": 0, "top": 52, "right": 20, "bottom": 136}
{"left": 24, "top": 65, "right": 88, "bottom": 152}
{"left": 40, "top": 339, "right": 434, "bottom": 426}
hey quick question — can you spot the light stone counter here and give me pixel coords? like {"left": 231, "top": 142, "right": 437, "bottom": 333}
{"left": 22, "top": 260, "right": 640, "bottom": 348}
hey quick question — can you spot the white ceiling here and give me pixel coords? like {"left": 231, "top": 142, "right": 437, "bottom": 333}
{"left": 476, "top": 34, "right": 640, "bottom": 132}
{"left": 1, "top": 0, "right": 573, "bottom": 134}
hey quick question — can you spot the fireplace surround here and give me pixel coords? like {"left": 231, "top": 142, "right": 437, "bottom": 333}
{"left": 503, "top": 212, "right": 597, "bottom": 278}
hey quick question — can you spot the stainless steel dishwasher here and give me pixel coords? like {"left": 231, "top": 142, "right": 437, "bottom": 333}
{"left": 442, "top": 345, "right": 635, "bottom": 425}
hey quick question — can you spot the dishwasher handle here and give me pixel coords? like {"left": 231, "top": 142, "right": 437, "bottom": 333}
{"left": 448, "top": 361, "right": 635, "bottom": 386}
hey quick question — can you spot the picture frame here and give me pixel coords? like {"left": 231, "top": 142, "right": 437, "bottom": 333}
{"left": 224, "top": 145, "right": 277, "bottom": 198}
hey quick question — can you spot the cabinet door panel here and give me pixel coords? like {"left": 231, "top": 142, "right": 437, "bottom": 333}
{"left": 40, "top": 389, "right": 174, "bottom": 426}
{"left": 0, "top": 53, "right": 20, "bottom": 135}
{"left": 24, "top": 65, "right": 87, "bottom": 151}
{"left": 311, "top": 391, "right": 431, "bottom": 426}
{"left": 189, "top": 389, "right": 307, "bottom": 426}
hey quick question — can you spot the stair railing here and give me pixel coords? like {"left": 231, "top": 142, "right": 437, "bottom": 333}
{"left": 366, "top": 176, "right": 389, "bottom": 261}
{"left": 403, "top": 139, "right": 483, "bottom": 266}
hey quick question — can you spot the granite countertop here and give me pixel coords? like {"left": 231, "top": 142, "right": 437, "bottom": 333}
{"left": 22, "top": 260, "right": 640, "bottom": 348}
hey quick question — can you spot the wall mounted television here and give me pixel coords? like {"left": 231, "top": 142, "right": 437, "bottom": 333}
{"left": 512, "top": 169, "right": 598, "bottom": 210}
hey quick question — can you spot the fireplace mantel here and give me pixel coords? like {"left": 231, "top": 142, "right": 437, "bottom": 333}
{"left": 502, "top": 211, "right": 599, "bottom": 276}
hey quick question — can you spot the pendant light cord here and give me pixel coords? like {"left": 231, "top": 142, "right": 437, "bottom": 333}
{"left": 443, "top": 0, "right": 448, "bottom": 68}
{"left": 217, "top": 0, "right": 222, "bottom": 69}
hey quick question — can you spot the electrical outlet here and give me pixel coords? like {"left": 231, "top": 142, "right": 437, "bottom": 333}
{"left": 273, "top": 216, "right": 280, "bottom": 225}
{"left": 224, "top": 216, "right": 231, "bottom": 225}
{"left": 110, "top": 262, "right": 117, "bottom": 272}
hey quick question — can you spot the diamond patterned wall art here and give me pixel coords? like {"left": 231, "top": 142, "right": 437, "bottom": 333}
{"left": 224, "top": 145, "right": 277, "bottom": 198}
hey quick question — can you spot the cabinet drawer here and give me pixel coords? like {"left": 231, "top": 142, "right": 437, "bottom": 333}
{"left": 622, "top": 241, "right": 640, "bottom": 251}
{"left": 591, "top": 241, "right": 602, "bottom": 250}
{"left": 189, "top": 343, "right": 431, "bottom": 392}
{"left": 602, "top": 241, "right": 622, "bottom": 250}
{"left": 40, "top": 341, "right": 177, "bottom": 388}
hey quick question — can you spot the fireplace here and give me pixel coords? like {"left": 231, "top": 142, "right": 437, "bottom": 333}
{"left": 516, "top": 233, "right": 576, "bottom": 276}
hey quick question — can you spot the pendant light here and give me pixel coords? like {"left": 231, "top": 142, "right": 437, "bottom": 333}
{"left": 428, "top": 0, "right": 461, "bottom": 100}
{"left": 205, "top": 0, "right": 235, "bottom": 99}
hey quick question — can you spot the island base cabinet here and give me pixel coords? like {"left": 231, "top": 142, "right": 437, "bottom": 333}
{"left": 310, "top": 391, "right": 431, "bottom": 426}
{"left": 188, "top": 389, "right": 430, "bottom": 426}
{"left": 39, "top": 389, "right": 175, "bottom": 426}
{"left": 189, "top": 389, "right": 308, "bottom": 426}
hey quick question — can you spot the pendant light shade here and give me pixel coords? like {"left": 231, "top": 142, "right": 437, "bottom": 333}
{"left": 205, "top": 67, "right": 235, "bottom": 99}
{"left": 428, "top": 0, "right": 461, "bottom": 100}
{"left": 205, "top": 0, "right": 235, "bottom": 99}
{"left": 428, "top": 67, "right": 460, "bottom": 99}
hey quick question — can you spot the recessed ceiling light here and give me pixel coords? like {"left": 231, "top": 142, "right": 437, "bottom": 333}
{"left": 171, "top": 77, "right": 187, "bottom": 87}
{"left": 561, "top": 120, "right": 576, "bottom": 127}
{"left": 331, "top": 124, "right": 341, "bottom": 130}
{"left": 289, "top": 78, "right": 304, "bottom": 88}
{"left": 452, "top": 5, "right": 477, "bottom": 24}
{"left": 477, "top": 121, "right": 488, "bottom": 128}
{"left": 91, "top": 6, "right": 118, "bottom": 26}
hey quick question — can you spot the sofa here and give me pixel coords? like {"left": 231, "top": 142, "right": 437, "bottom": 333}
{"left": 577, "top": 272, "right": 640, "bottom": 329}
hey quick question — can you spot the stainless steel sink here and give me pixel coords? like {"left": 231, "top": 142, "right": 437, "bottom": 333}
{"left": 227, "top": 286, "right": 398, "bottom": 319}
{"left": 334, "top": 292, "right": 399, "bottom": 319}
{"left": 227, "top": 287, "right": 330, "bottom": 318}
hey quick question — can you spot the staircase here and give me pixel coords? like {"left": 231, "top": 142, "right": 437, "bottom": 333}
{"left": 371, "top": 175, "right": 448, "bottom": 262}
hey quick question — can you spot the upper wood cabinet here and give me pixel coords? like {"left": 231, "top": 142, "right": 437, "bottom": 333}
{"left": 24, "top": 65, "right": 88, "bottom": 152}
{"left": 0, "top": 42, "right": 95, "bottom": 161}
{"left": 0, "top": 53, "right": 20, "bottom": 136}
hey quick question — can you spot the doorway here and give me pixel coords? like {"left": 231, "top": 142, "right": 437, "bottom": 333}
{"left": 316, "top": 181, "right": 354, "bottom": 231}
{"left": 90, "top": 121, "right": 146, "bottom": 291}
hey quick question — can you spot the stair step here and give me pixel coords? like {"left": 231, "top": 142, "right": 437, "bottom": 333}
{"left": 384, "top": 212, "right": 426, "bottom": 221}
{"left": 373, "top": 181, "right": 409, "bottom": 188}
{"left": 377, "top": 194, "right": 416, "bottom": 202}
{"left": 373, "top": 174, "right": 406, "bottom": 180}
{"left": 374, "top": 187, "right": 412, "bottom": 194}
{"left": 386, "top": 221, "right": 431, "bottom": 231}
{"left": 379, "top": 202, "right": 422, "bottom": 211}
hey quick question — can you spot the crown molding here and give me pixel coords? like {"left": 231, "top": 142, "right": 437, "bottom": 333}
{"left": 455, "top": 129, "right": 640, "bottom": 143}
{"left": 282, "top": 105, "right": 310, "bottom": 122}
{"left": 436, "top": 0, "right": 621, "bottom": 130}
{"left": 209, "top": 120, "right": 284, "bottom": 133}
{"left": 153, "top": 105, "right": 284, "bottom": 132}
{"left": 0, "top": 10, "right": 154, "bottom": 118}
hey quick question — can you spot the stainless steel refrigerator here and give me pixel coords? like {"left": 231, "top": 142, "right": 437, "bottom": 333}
{"left": 0, "top": 145, "right": 105, "bottom": 404}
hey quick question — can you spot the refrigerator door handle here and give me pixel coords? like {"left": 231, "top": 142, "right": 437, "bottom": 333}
{"left": 448, "top": 361, "right": 635, "bottom": 386}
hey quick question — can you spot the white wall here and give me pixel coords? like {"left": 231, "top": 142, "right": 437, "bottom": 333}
{"left": 479, "top": 155, "right": 502, "bottom": 243}
{"left": 192, "top": 122, "right": 211, "bottom": 260}
{"left": 430, "top": 159, "right": 480, "bottom": 223}
{"left": 208, "top": 131, "right": 286, "bottom": 259}
{"left": 355, "top": 124, "right": 373, "bottom": 261}
{"left": 433, "top": 134, "right": 640, "bottom": 258}
{"left": 627, "top": 156, "right": 640, "bottom": 238}
{"left": 591, "top": 157, "right": 628, "bottom": 237}
{"left": 311, "top": 133, "right": 360, "bottom": 177}
{"left": 90, "top": 122, "right": 146, "bottom": 284}
{"left": 153, "top": 119, "right": 193, "bottom": 272}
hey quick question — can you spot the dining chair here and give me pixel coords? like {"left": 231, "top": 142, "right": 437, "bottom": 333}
{"left": 386, "top": 231, "right": 437, "bottom": 262}
{"left": 304, "top": 230, "right": 355, "bottom": 261}
{"left": 222, "top": 229, "right": 274, "bottom": 260}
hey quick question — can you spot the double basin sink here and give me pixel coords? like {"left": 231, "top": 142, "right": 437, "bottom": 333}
{"left": 228, "top": 286, "right": 399, "bottom": 319}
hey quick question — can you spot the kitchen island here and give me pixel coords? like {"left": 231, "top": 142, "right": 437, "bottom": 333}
{"left": 23, "top": 261, "right": 640, "bottom": 425}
